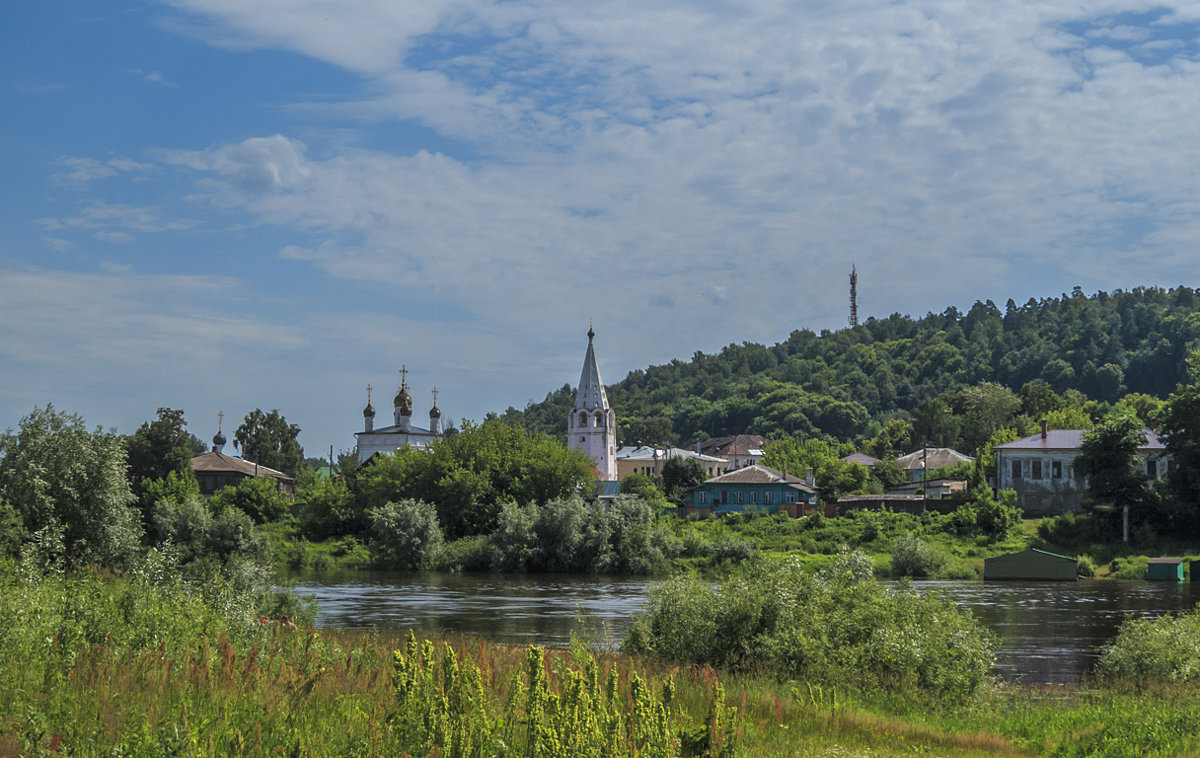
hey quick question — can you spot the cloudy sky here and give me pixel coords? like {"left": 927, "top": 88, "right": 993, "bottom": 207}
{"left": 3, "top": 1, "right": 1199, "bottom": 456}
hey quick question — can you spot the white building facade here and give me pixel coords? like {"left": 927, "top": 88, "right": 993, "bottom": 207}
{"left": 569, "top": 327, "right": 617, "bottom": 480}
{"left": 355, "top": 374, "right": 443, "bottom": 463}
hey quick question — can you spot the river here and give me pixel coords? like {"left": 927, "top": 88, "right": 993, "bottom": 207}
{"left": 292, "top": 572, "right": 1200, "bottom": 684}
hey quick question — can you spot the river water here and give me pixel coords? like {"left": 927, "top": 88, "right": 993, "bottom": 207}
{"left": 292, "top": 572, "right": 1200, "bottom": 684}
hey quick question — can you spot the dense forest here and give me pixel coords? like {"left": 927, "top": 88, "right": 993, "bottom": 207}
{"left": 502, "top": 286, "right": 1200, "bottom": 450}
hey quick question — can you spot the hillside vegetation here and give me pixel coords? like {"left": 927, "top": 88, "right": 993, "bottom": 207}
{"left": 503, "top": 286, "right": 1200, "bottom": 448}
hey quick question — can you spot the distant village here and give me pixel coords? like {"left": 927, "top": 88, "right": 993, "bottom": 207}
{"left": 191, "top": 324, "right": 1173, "bottom": 525}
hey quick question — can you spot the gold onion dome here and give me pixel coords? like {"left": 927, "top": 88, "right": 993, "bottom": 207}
{"left": 363, "top": 402, "right": 375, "bottom": 418}
{"left": 394, "top": 388, "right": 412, "bottom": 415}
{"left": 430, "top": 404, "right": 441, "bottom": 418}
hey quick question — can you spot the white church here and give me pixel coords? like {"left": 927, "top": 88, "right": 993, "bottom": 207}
{"left": 568, "top": 326, "right": 618, "bottom": 480}
{"left": 354, "top": 366, "right": 443, "bottom": 462}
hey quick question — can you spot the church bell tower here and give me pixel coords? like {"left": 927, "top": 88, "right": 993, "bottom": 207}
{"left": 568, "top": 325, "right": 617, "bottom": 480}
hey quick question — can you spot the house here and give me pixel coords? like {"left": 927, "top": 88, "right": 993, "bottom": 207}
{"left": 895, "top": 447, "right": 974, "bottom": 482}
{"left": 191, "top": 426, "right": 293, "bottom": 496}
{"left": 841, "top": 452, "right": 880, "bottom": 467}
{"left": 994, "top": 422, "right": 1169, "bottom": 515}
{"left": 685, "top": 465, "right": 818, "bottom": 517}
{"left": 615, "top": 445, "right": 726, "bottom": 480}
{"left": 698, "top": 434, "right": 768, "bottom": 471}
{"left": 887, "top": 478, "right": 968, "bottom": 498}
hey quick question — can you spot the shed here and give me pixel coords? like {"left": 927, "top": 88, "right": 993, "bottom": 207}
{"left": 983, "top": 548, "right": 1077, "bottom": 581}
{"left": 1147, "top": 558, "right": 1184, "bottom": 582}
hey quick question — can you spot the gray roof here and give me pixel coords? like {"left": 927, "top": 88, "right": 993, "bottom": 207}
{"left": 842, "top": 452, "right": 880, "bottom": 466}
{"left": 996, "top": 428, "right": 1165, "bottom": 452}
{"left": 896, "top": 447, "right": 974, "bottom": 470}
{"left": 574, "top": 328, "right": 610, "bottom": 412}
{"left": 616, "top": 445, "right": 726, "bottom": 463}
{"left": 191, "top": 450, "right": 292, "bottom": 482}
{"left": 704, "top": 464, "right": 818, "bottom": 492}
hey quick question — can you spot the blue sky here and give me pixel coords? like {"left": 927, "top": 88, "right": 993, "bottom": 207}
{"left": 3, "top": 0, "right": 1200, "bottom": 457}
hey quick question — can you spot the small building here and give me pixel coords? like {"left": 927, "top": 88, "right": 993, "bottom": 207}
{"left": 685, "top": 464, "right": 818, "bottom": 516}
{"left": 896, "top": 447, "right": 974, "bottom": 482}
{"left": 983, "top": 548, "right": 1077, "bottom": 581}
{"left": 698, "top": 434, "right": 769, "bottom": 471}
{"left": 1147, "top": 558, "right": 1185, "bottom": 582}
{"left": 191, "top": 424, "right": 294, "bottom": 496}
{"left": 615, "top": 445, "right": 726, "bottom": 480}
{"left": 841, "top": 452, "right": 880, "bottom": 467}
{"left": 836, "top": 493, "right": 928, "bottom": 515}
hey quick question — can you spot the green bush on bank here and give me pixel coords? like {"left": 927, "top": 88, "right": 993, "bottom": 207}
{"left": 1095, "top": 604, "right": 1200, "bottom": 685}
{"left": 623, "top": 551, "right": 997, "bottom": 699}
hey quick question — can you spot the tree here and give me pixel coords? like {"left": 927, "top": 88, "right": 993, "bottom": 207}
{"left": 125, "top": 408, "right": 203, "bottom": 484}
{"left": 661, "top": 456, "right": 707, "bottom": 502}
{"left": 235, "top": 409, "right": 303, "bottom": 476}
{"left": 761, "top": 438, "right": 867, "bottom": 502}
{"left": 619, "top": 472, "right": 668, "bottom": 508}
{"left": 210, "top": 476, "right": 291, "bottom": 524}
{"left": 359, "top": 418, "right": 597, "bottom": 539}
{"left": 1159, "top": 352, "right": 1200, "bottom": 505}
{"left": 365, "top": 499, "right": 444, "bottom": 570}
{"left": 0, "top": 405, "right": 141, "bottom": 566}
{"left": 1074, "top": 409, "right": 1150, "bottom": 537}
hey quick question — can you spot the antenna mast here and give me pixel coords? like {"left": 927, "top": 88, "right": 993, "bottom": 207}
{"left": 848, "top": 265, "right": 859, "bottom": 327}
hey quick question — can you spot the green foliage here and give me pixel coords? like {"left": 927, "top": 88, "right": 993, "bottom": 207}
{"left": 509, "top": 288, "right": 1200, "bottom": 455}
{"left": 620, "top": 471, "right": 669, "bottom": 508}
{"left": 150, "top": 496, "right": 265, "bottom": 567}
{"left": 1158, "top": 350, "right": 1200, "bottom": 505}
{"left": 889, "top": 533, "right": 945, "bottom": 577}
{"left": 0, "top": 405, "right": 141, "bottom": 567}
{"left": 124, "top": 407, "right": 201, "bottom": 485}
{"left": 761, "top": 438, "right": 865, "bottom": 501}
{"left": 209, "top": 475, "right": 291, "bottom": 524}
{"left": 661, "top": 456, "right": 707, "bottom": 503}
{"left": 867, "top": 456, "right": 907, "bottom": 492}
{"left": 1096, "top": 604, "right": 1200, "bottom": 684}
{"left": 295, "top": 475, "right": 360, "bottom": 539}
{"left": 366, "top": 499, "right": 444, "bottom": 570}
{"left": 624, "top": 555, "right": 997, "bottom": 698}
{"left": 360, "top": 418, "right": 597, "bottom": 539}
{"left": 1074, "top": 408, "right": 1150, "bottom": 511}
{"left": 948, "top": 489, "right": 1022, "bottom": 540}
{"left": 233, "top": 408, "right": 304, "bottom": 477}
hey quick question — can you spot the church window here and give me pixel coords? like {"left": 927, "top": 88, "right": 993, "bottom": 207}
{"left": 594, "top": 414, "right": 601, "bottom": 428}
{"left": 580, "top": 436, "right": 585, "bottom": 443}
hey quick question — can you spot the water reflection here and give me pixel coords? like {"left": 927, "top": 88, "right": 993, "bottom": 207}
{"left": 293, "top": 572, "right": 1200, "bottom": 684}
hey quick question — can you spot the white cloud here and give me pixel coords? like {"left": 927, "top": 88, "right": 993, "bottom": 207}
{"left": 162, "top": 134, "right": 311, "bottom": 193}
{"left": 129, "top": 68, "right": 178, "bottom": 87}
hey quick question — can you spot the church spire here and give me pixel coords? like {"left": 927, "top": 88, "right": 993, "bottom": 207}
{"left": 574, "top": 324, "right": 609, "bottom": 411}
{"left": 212, "top": 410, "right": 227, "bottom": 454}
{"left": 568, "top": 324, "right": 616, "bottom": 480}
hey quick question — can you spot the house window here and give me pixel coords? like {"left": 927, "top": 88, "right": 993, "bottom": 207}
{"left": 764, "top": 491, "right": 773, "bottom": 505}
{"left": 697, "top": 491, "right": 708, "bottom": 504}
{"left": 750, "top": 491, "right": 758, "bottom": 504}
{"left": 735, "top": 491, "right": 744, "bottom": 504}
{"left": 1011, "top": 460, "right": 1021, "bottom": 480}
{"left": 785, "top": 490, "right": 795, "bottom": 503}
{"left": 1031, "top": 460, "right": 1043, "bottom": 480}
{"left": 1147, "top": 459, "right": 1157, "bottom": 478}
{"left": 1052, "top": 461, "right": 1062, "bottom": 479}
{"left": 721, "top": 490, "right": 728, "bottom": 504}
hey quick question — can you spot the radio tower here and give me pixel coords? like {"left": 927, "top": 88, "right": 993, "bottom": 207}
{"left": 848, "top": 265, "right": 859, "bottom": 327}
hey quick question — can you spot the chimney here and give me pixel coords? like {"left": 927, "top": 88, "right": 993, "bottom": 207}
{"left": 805, "top": 466, "right": 815, "bottom": 487}
{"left": 1041, "top": 418, "right": 1048, "bottom": 439}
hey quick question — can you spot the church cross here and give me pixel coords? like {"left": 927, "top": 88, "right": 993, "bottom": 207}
{"left": 432, "top": 386, "right": 439, "bottom": 406}
{"left": 217, "top": 410, "right": 223, "bottom": 432}
{"left": 399, "top": 364, "right": 408, "bottom": 388}
{"left": 366, "top": 384, "right": 373, "bottom": 404}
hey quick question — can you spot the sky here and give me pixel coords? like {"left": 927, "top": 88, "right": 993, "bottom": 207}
{"left": 3, "top": 0, "right": 1200, "bottom": 458}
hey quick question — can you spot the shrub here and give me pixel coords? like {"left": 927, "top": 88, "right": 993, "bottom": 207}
{"left": 1096, "top": 605, "right": 1200, "bottom": 684}
{"left": 890, "top": 533, "right": 945, "bottom": 578}
{"left": 366, "top": 499, "right": 444, "bottom": 570}
{"left": 209, "top": 475, "right": 291, "bottom": 524}
{"left": 624, "top": 555, "right": 997, "bottom": 698}
{"left": 1076, "top": 553, "right": 1097, "bottom": 578}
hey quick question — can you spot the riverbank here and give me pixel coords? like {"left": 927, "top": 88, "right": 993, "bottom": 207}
{"left": 5, "top": 559, "right": 1200, "bottom": 756}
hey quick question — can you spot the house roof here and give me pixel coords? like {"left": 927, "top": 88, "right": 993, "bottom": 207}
{"left": 615, "top": 445, "right": 726, "bottom": 463}
{"left": 895, "top": 447, "right": 974, "bottom": 470}
{"left": 995, "top": 428, "right": 1165, "bottom": 452}
{"left": 190, "top": 450, "right": 293, "bottom": 482}
{"left": 699, "top": 434, "right": 768, "bottom": 457}
{"left": 842, "top": 452, "right": 880, "bottom": 467}
{"left": 703, "top": 464, "right": 817, "bottom": 492}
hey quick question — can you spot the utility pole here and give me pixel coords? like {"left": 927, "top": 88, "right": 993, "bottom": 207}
{"left": 849, "top": 264, "right": 859, "bottom": 327}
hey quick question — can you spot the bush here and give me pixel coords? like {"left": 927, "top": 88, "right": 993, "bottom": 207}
{"left": 210, "top": 476, "right": 291, "bottom": 524}
{"left": 890, "top": 533, "right": 945, "bottom": 578}
{"left": 624, "top": 554, "right": 997, "bottom": 698}
{"left": 1076, "top": 553, "right": 1097, "bottom": 578}
{"left": 366, "top": 499, "right": 444, "bottom": 570}
{"left": 1096, "top": 605, "right": 1200, "bottom": 684}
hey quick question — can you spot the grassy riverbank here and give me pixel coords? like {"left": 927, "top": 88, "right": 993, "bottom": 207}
{"left": 7, "top": 556, "right": 1200, "bottom": 756}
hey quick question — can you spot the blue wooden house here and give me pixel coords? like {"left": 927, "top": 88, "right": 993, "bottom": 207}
{"left": 686, "top": 465, "right": 819, "bottom": 516}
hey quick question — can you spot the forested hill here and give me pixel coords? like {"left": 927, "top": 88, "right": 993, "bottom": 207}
{"left": 501, "top": 286, "right": 1200, "bottom": 448}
